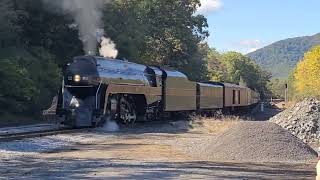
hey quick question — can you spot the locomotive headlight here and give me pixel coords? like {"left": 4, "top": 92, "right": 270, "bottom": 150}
{"left": 70, "top": 96, "right": 80, "bottom": 108}
{"left": 74, "top": 75, "right": 81, "bottom": 82}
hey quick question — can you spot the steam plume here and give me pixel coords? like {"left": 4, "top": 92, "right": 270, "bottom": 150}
{"left": 62, "top": 0, "right": 105, "bottom": 54}
{"left": 99, "top": 37, "right": 118, "bottom": 58}
{"left": 197, "top": 0, "right": 222, "bottom": 15}
{"left": 102, "top": 117, "right": 120, "bottom": 132}
{"left": 43, "top": 0, "right": 118, "bottom": 57}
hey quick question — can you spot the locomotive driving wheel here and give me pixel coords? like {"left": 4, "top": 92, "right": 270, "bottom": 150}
{"left": 119, "top": 96, "right": 137, "bottom": 124}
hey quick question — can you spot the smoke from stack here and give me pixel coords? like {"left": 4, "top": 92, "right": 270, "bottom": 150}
{"left": 43, "top": 0, "right": 118, "bottom": 58}
{"left": 99, "top": 37, "right": 118, "bottom": 58}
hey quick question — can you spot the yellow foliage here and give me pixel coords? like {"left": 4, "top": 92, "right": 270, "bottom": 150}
{"left": 294, "top": 45, "right": 320, "bottom": 98}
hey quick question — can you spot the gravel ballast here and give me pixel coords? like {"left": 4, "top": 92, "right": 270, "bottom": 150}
{"left": 270, "top": 98, "right": 320, "bottom": 144}
{"left": 177, "top": 121, "right": 317, "bottom": 162}
{"left": 0, "top": 120, "right": 316, "bottom": 179}
{"left": 0, "top": 120, "right": 317, "bottom": 163}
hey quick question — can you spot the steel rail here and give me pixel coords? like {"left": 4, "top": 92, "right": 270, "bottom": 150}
{"left": 0, "top": 128, "right": 89, "bottom": 142}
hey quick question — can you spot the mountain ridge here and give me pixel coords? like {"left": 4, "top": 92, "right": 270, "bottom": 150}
{"left": 247, "top": 33, "right": 320, "bottom": 78}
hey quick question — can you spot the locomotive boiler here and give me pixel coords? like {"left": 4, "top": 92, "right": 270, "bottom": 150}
{"left": 46, "top": 55, "right": 260, "bottom": 127}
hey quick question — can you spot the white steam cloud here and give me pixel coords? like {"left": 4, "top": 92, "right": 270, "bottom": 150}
{"left": 102, "top": 118, "right": 120, "bottom": 132}
{"left": 61, "top": 0, "right": 104, "bottom": 54}
{"left": 43, "top": 0, "right": 118, "bottom": 58}
{"left": 197, "top": 0, "right": 222, "bottom": 15}
{"left": 99, "top": 37, "right": 118, "bottom": 58}
{"left": 239, "top": 40, "right": 265, "bottom": 53}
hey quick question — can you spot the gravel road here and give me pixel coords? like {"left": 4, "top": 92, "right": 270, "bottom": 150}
{"left": 0, "top": 119, "right": 317, "bottom": 179}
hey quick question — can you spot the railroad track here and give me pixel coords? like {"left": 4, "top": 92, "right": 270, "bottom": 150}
{"left": 0, "top": 125, "right": 89, "bottom": 142}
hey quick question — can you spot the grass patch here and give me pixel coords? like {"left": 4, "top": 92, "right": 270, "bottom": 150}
{"left": 189, "top": 115, "right": 241, "bottom": 135}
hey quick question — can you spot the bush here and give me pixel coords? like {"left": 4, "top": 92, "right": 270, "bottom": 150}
{"left": 0, "top": 47, "right": 61, "bottom": 117}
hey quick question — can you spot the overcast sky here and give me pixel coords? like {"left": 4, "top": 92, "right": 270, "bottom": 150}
{"left": 198, "top": 0, "right": 320, "bottom": 54}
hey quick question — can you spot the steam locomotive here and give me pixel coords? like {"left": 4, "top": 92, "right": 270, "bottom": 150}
{"left": 45, "top": 56, "right": 260, "bottom": 127}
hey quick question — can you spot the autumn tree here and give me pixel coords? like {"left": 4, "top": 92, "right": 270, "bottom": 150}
{"left": 294, "top": 45, "right": 320, "bottom": 98}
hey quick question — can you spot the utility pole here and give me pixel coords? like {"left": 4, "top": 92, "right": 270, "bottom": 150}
{"left": 285, "top": 83, "right": 288, "bottom": 102}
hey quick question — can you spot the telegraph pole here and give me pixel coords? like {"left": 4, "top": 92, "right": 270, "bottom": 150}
{"left": 285, "top": 83, "right": 288, "bottom": 102}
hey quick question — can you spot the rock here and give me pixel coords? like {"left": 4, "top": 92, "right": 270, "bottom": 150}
{"left": 270, "top": 98, "right": 320, "bottom": 144}
{"left": 292, "top": 119, "right": 298, "bottom": 124}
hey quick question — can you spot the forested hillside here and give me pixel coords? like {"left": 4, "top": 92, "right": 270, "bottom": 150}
{"left": 247, "top": 33, "right": 320, "bottom": 78}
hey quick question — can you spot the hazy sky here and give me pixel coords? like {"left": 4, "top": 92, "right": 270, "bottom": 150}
{"left": 198, "top": 0, "right": 320, "bottom": 54}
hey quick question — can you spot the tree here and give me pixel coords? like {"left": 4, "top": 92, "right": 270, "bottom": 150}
{"left": 206, "top": 48, "right": 226, "bottom": 81}
{"left": 14, "top": 0, "right": 83, "bottom": 67}
{"left": 0, "top": 0, "right": 21, "bottom": 47}
{"left": 0, "top": 1, "right": 64, "bottom": 117}
{"left": 102, "top": 0, "right": 209, "bottom": 80}
{"left": 267, "top": 79, "right": 287, "bottom": 99}
{"left": 207, "top": 51, "right": 271, "bottom": 98}
{"left": 294, "top": 45, "right": 320, "bottom": 98}
{"left": 0, "top": 59, "right": 35, "bottom": 114}
{"left": 287, "top": 69, "right": 296, "bottom": 100}
{"left": 221, "top": 52, "right": 270, "bottom": 93}
{"left": 0, "top": 47, "right": 61, "bottom": 116}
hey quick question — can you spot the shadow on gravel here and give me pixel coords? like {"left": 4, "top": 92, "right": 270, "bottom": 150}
{"left": 103, "top": 120, "right": 191, "bottom": 135}
{"left": 0, "top": 137, "right": 74, "bottom": 153}
{"left": 249, "top": 107, "right": 282, "bottom": 121}
{"left": 0, "top": 156, "right": 315, "bottom": 179}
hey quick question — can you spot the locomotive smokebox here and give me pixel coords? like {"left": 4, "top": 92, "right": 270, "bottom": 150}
{"left": 60, "top": 56, "right": 101, "bottom": 127}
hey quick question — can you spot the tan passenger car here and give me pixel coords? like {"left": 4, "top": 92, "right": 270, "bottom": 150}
{"left": 197, "top": 83, "right": 224, "bottom": 110}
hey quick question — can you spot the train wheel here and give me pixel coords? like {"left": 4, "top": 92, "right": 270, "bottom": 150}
{"left": 119, "top": 96, "right": 137, "bottom": 124}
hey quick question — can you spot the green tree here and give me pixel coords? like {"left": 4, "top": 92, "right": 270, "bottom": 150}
{"left": 208, "top": 51, "right": 271, "bottom": 98}
{"left": 102, "top": 0, "right": 209, "bottom": 80}
{"left": 0, "top": 1, "right": 64, "bottom": 117}
{"left": 0, "top": 0, "right": 21, "bottom": 47}
{"left": 267, "top": 79, "right": 287, "bottom": 99}
{"left": 0, "top": 47, "right": 61, "bottom": 116}
{"left": 14, "top": 0, "right": 83, "bottom": 67}
{"left": 0, "top": 59, "right": 35, "bottom": 114}
{"left": 205, "top": 47, "right": 226, "bottom": 81}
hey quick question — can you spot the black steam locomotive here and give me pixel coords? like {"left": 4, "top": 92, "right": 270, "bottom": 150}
{"left": 44, "top": 56, "right": 260, "bottom": 127}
